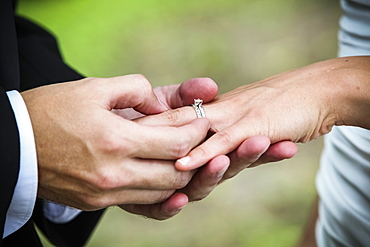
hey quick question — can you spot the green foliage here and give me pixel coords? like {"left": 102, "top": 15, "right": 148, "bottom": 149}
{"left": 17, "top": 0, "right": 340, "bottom": 246}
{"left": 18, "top": 0, "right": 340, "bottom": 91}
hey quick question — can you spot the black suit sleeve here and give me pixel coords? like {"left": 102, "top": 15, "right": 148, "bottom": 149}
{"left": 3, "top": 201, "right": 104, "bottom": 247}
{"left": 16, "top": 16, "right": 84, "bottom": 89}
{"left": 0, "top": 0, "right": 22, "bottom": 244}
{"left": 0, "top": 89, "right": 20, "bottom": 245}
{"left": 33, "top": 201, "right": 104, "bottom": 247}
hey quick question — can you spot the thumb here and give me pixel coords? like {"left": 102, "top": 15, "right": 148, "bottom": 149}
{"left": 106, "top": 74, "right": 167, "bottom": 115}
{"left": 176, "top": 77, "right": 218, "bottom": 106}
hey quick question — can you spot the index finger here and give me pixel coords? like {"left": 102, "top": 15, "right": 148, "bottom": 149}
{"left": 129, "top": 117, "right": 211, "bottom": 159}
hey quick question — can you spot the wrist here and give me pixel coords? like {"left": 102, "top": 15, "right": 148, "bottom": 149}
{"left": 328, "top": 56, "right": 370, "bottom": 129}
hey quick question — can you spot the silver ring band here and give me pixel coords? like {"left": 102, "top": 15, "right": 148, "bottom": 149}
{"left": 191, "top": 99, "right": 206, "bottom": 118}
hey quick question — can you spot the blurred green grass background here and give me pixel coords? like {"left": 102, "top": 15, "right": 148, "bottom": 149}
{"left": 17, "top": 0, "right": 341, "bottom": 246}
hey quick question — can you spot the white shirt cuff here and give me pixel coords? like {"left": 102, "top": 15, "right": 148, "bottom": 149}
{"left": 3, "top": 90, "right": 37, "bottom": 238}
{"left": 43, "top": 202, "right": 82, "bottom": 224}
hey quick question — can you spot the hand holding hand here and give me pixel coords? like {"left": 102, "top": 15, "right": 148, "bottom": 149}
{"left": 21, "top": 75, "right": 211, "bottom": 211}
{"left": 120, "top": 78, "right": 297, "bottom": 220}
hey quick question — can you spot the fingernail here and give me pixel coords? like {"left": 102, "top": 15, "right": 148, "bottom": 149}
{"left": 177, "top": 156, "right": 191, "bottom": 166}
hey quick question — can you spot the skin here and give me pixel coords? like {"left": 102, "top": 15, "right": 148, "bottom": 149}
{"left": 21, "top": 74, "right": 215, "bottom": 211}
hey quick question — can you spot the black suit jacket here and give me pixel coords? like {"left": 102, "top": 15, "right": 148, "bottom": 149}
{"left": 0, "top": 1, "right": 103, "bottom": 246}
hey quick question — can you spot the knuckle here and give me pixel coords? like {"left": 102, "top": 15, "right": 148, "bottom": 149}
{"left": 156, "top": 190, "right": 176, "bottom": 203}
{"left": 94, "top": 173, "right": 116, "bottom": 191}
{"left": 172, "top": 138, "right": 192, "bottom": 158}
{"left": 130, "top": 74, "right": 151, "bottom": 91}
{"left": 187, "top": 184, "right": 214, "bottom": 202}
{"left": 77, "top": 193, "right": 110, "bottom": 211}
{"left": 163, "top": 109, "right": 183, "bottom": 126}
{"left": 187, "top": 188, "right": 210, "bottom": 202}
{"left": 173, "top": 172, "right": 192, "bottom": 189}
{"left": 87, "top": 176, "right": 111, "bottom": 193}
{"left": 87, "top": 168, "right": 124, "bottom": 192}
{"left": 137, "top": 190, "right": 174, "bottom": 205}
{"left": 215, "top": 131, "right": 233, "bottom": 146}
{"left": 128, "top": 73, "right": 147, "bottom": 81}
{"left": 222, "top": 169, "right": 238, "bottom": 180}
{"left": 86, "top": 197, "right": 110, "bottom": 210}
{"left": 80, "top": 175, "right": 127, "bottom": 210}
{"left": 96, "top": 132, "right": 131, "bottom": 156}
{"left": 193, "top": 145, "right": 209, "bottom": 158}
